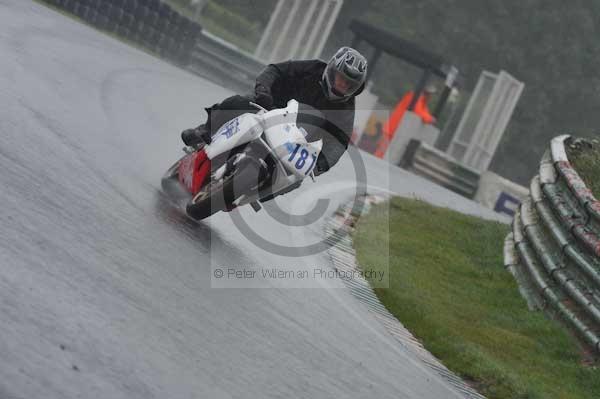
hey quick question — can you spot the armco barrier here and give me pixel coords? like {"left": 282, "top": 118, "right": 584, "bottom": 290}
{"left": 505, "top": 135, "right": 600, "bottom": 351}
{"left": 188, "top": 31, "right": 266, "bottom": 93}
{"left": 400, "top": 139, "right": 481, "bottom": 198}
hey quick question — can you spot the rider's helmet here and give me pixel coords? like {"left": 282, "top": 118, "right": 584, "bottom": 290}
{"left": 321, "top": 47, "right": 368, "bottom": 102}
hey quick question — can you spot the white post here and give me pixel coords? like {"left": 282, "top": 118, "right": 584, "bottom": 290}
{"left": 465, "top": 75, "right": 503, "bottom": 168}
{"left": 474, "top": 71, "right": 524, "bottom": 171}
{"left": 271, "top": 0, "right": 301, "bottom": 62}
{"left": 449, "top": 70, "right": 523, "bottom": 172}
{"left": 300, "top": 1, "right": 330, "bottom": 59}
{"left": 448, "top": 71, "right": 497, "bottom": 161}
{"left": 254, "top": 0, "right": 285, "bottom": 60}
{"left": 286, "top": 0, "right": 319, "bottom": 60}
{"left": 313, "top": 0, "right": 343, "bottom": 59}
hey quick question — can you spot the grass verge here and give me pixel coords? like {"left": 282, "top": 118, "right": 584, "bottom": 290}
{"left": 353, "top": 197, "right": 600, "bottom": 399}
{"left": 567, "top": 138, "right": 600, "bottom": 198}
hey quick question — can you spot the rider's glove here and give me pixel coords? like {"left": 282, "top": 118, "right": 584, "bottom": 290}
{"left": 313, "top": 155, "right": 329, "bottom": 176}
{"left": 181, "top": 125, "right": 212, "bottom": 146}
{"left": 254, "top": 85, "right": 274, "bottom": 110}
{"left": 181, "top": 128, "right": 199, "bottom": 146}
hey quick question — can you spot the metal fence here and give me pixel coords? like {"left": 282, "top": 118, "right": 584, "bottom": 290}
{"left": 188, "top": 31, "right": 265, "bottom": 93}
{"left": 43, "top": 0, "right": 203, "bottom": 63}
{"left": 400, "top": 139, "right": 481, "bottom": 198}
{"left": 505, "top": 135, "right": 600, "bottom": 352}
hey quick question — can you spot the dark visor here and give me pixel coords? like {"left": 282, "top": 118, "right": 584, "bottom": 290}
{"left": 327, "top": 69, "right": 361, "bottom": 97}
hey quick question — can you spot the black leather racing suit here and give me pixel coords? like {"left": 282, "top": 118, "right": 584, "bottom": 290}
{"left": 203, "top": 59, "right": 362, "bottom": 176}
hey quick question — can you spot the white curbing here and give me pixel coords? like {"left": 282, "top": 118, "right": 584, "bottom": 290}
{"left": 324, "top": 194, "right": 487, "bottom": 399}
{"left": 551, "top": 134, "right": 571, "bottom": 163}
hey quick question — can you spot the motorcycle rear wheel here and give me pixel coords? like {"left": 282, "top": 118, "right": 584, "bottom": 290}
{"left": 185, "top": 159, "right": 262, "bottom": 220}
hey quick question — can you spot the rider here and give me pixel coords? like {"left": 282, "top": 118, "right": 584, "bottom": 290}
{"left": 181, "top": 46, "right": 368, "bottom": 176}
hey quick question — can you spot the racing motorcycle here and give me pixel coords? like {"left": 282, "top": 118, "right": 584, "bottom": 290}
{"left": 161, "top": 100, "right": 323, "bottom": 220}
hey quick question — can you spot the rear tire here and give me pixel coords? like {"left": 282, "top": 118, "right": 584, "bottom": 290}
{"left": 163, "top": 158, "right": 181, "bottom": 179}
{"left": 160, "top": 158, "right": 181, "bottom": 193}
{"left": 185, "top": 159, "right": 263, "bottom": 220}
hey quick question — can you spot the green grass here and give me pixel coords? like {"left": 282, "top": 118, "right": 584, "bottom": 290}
{"left": 353, "top": 197, "right": 600, "bottom": 399}
{"left": 567, "top": 139, "right": 600, "bottom": 198}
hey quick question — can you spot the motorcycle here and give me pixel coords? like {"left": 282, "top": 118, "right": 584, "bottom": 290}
{"left": 161, "top": 99, "right": 323, "bottom": 220}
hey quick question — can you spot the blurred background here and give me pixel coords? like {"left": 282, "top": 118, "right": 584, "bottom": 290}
{"left": 44, "top": 0, "right": 600, "bottom": 215}
{"left": 167, "top": 0, "right": 599, "bottom": 187}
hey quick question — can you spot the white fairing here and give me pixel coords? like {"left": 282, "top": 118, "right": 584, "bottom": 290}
{"left": 264, "top": 120, "right": 322, "bottom": 178}
{"left": 204, "top": 113, "right": 263, "bottom": 159}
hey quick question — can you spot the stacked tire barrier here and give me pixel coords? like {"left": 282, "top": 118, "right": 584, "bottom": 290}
{"left": 41, "top": 0, "right": 202, "bottom": 65}
{"left": 504, "top": 135, "right": 600, "bottom": 352}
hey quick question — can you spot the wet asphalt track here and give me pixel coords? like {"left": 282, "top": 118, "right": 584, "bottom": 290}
{"left": 0, "top": 2, "right": 506, "bottom": 398}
